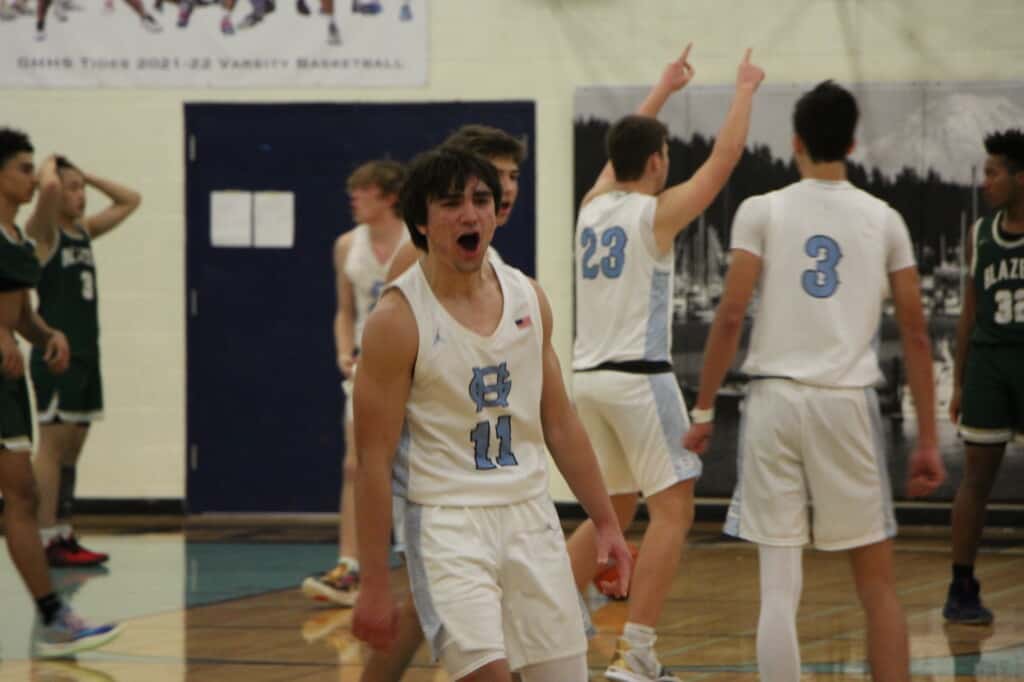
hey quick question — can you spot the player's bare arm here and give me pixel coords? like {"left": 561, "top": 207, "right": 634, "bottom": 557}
{"left": 351, "top": 289, "right": 417, "bottom": 651}
{"left": 531, "top": 279, "right": 633, "bottom": 596}
{"left": 949, "top": 222, "right": 978, "bottom": 423}
{"left": 889, "top": 265, "right": 946, "bottom": 496}
{"left": 581, "top": 44, "right": 695, "bottom": 209}
{"left": 385, "top": 240, "right": 421, "bottom": 283}
{"left": 83, "top": 171, "right": 142, "bottom": 239}
{"left": 683, "top": 249, "right": 761, "bottom": 455}
{"left": 25, "top": 155, "right": 61, "bottom": 260}
{"left": 0, "top": 290, "right": 24, "bottom": 379}
{"left": 333, "top": 231, "right": 358, "bottom": 376}
{"left": 15, "top": 293, "right": 69, "bottom": 375}
{"left": 652, "top": 49, "right": 764, "bottom": 254}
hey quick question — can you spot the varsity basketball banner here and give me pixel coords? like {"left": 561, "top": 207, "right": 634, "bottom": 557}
{"left": 0, "top": 0, "right": 427, "bottom": 87}
{"left": 574, "top": 80, "right": 1024, "bottom": 502}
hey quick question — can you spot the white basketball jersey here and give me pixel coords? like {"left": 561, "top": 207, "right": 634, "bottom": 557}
{"left": 389, "top": 261, "right": 549, "bottom": 506}
{"left": 487, "top": 245, "right": 503, "bottom": 265}
{"left": 573, "top": 191, "right": 674, "bottom": 369}
{"left": 733, "top": 179, "right": 915, "bottom": 387}
{"left": 343, "top": 224, "right": 409, "bottom": 347}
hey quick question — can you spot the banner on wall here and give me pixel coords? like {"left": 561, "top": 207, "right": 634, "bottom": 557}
{"left": 0, "top": 0, "right": 427, "bottom": 87}
{"left": 574, "top": 80, "right": 1024, "bottom": 503}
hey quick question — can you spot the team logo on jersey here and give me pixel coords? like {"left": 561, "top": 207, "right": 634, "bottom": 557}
{"left": 368, "top": 280, "right": 384, "bottom": 313}
{"left": 468, "top": 362, "right": 512, "bottom": 412}
{"left": 983, "top": 257, "right": 1024, "bottom": 291}
{"left": 61, "top": 247, "right": 95, "bottom": 268}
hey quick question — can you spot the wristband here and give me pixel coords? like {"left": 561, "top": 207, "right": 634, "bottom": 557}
{"left": 690, "top": 407, "right": 714, "bottom": 424}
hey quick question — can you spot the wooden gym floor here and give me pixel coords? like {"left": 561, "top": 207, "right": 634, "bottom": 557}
{"left": 0, "top": 519, "right": 1022, "bottom": 681}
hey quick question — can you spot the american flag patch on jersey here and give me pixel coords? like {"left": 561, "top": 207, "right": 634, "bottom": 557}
{"left": 515, "top": 315, "right": 532, "bottom": 329}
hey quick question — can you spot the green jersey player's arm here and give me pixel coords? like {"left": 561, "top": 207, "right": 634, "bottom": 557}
{"left": 580, "top": 44, "right": 695, "bottom": 209}
{"left": 82, "top": 171, "right": 142, "bottom": 240}
{"left": 950, "top": 221, "right": 978, "bottom": 423}
{"left": 0, "top": 290, "right": 24, "bottom": 379}
{"left": 15, "top": 292, "right": 69, "bottom": 374}
{"left": 352, "top": 288, "right": 417, "bottom": 591}
{"left": 531, "top": 279, "right": 629, "bottom": 558}
{"left": 651, "top": 51, "right": 764, "bottom": 254}
{"left": 25, "top": 156, "right": 63, "bottom": 260}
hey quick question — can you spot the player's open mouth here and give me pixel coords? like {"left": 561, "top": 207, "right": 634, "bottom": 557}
{"left": 456, "top": 232, "right": 481, "bottom": 251}
{"left": 499, "top": 201, "right": 511, "bottom": 213}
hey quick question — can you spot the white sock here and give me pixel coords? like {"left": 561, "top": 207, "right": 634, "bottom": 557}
{"left": 56, "top": 523, "right": 73, "bottom": 539}
{"left": 40, "top": 526, "right": 61, "bottom": 544}
{"left": 622, "top": 621, "right": 657, "bottom": 650}
{"left": 756, "top": 544, "right": 802, "bottom": 682}
{"left": 338, "top": 555, "right": 359, "bottom": 572}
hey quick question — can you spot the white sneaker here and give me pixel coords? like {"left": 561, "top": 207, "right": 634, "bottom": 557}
{"left": 605, "top": 638, "right": 681, "bottom": 682}
{"left": 35, "top": 607, "right": 123, "bottom": 659}
{"left": 300, "top": 561, "right": 359, "bottom": 607}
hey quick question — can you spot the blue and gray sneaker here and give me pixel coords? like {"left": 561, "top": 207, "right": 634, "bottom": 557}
{"left": 36, "top": 607, "right": 123, "bottom": 658}
{"left": 943, "top": 578, "right": 994, "bottom": 625}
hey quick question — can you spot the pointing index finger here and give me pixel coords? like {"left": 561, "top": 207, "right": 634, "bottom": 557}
{"left": 743, "top": 48, "right": 752, "bottom": 64}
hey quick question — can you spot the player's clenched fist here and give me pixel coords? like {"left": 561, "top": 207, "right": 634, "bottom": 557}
{"left": 353, "top": 587, "right": 399, "bottom": 651}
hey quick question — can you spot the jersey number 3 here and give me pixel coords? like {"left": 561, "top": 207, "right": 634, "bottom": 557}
{"left": 801, "top": 235, "right": 842, "bottom": 298}
{"left": 581, "top": 226, "right": 627, "bottom": 279}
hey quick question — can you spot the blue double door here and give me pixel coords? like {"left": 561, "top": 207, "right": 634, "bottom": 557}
{"left": 185, "top": 101, "right": 535, "bottom": 512}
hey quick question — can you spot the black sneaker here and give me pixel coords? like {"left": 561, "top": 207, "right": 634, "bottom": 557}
{"left": 943, "top": 578, "right": 994, "bottom": 625}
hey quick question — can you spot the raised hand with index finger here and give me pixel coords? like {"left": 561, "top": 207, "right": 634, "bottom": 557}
{"left": 658, "top": 42, "right": 695, "bottom": 93}
{"left": 736, "top": 47, "right": 765, "bottom": 91}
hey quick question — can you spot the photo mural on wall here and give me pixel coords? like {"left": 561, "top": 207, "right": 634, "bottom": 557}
{"left": 574, "top": 80, "right": 1024, "bottom": 502}
{"left": 0, "top": 0, "right": 427, "bottom": 87}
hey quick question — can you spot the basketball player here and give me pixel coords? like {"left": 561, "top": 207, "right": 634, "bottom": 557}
{"left": 0, "top": 128, "right": 121, "bottom": 656}
{"left": 352, "top": 146, "right": 632, "bottom": 682}
{"left": 0, "top": 0, "right": 33, "bottom": 21}
{"left": 301, "top": 160, "right": 407, "bottom": 607}
{"left": 568, "top": 47, "right": 763, "bottom": 682}
{"left": 386, "top": 124, "right": 524, "bottom": 281}
{"left": 26, "top": 156, "right": 141, "bottom": 568}
{"left": 35, "top": 0, "right": 161, "bottom": 40}
{"left": 358, "top": 125, "right": 525, "bottom": 682}
{"left": 945, "top": 128, "right": 1024, "bottom": 625}
{"left": 156, "top": 0, "right": 217, "bottom": 28}
{"left": 683, "top": 81, "right": 946, "bottom": 682}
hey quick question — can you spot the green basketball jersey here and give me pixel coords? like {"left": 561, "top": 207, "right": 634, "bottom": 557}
{"left": 970, "top": 211, "right": 1024, "bottom": 345}
{"left": 35, "top": 227, "right": 99, "bottom": 358}
{"left": 0, "top": 224, "right": 41, "bottom": 291}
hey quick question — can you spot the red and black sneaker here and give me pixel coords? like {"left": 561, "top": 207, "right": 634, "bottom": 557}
{"left": 46, "top": 536, "right": 109, "bottom": 568}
